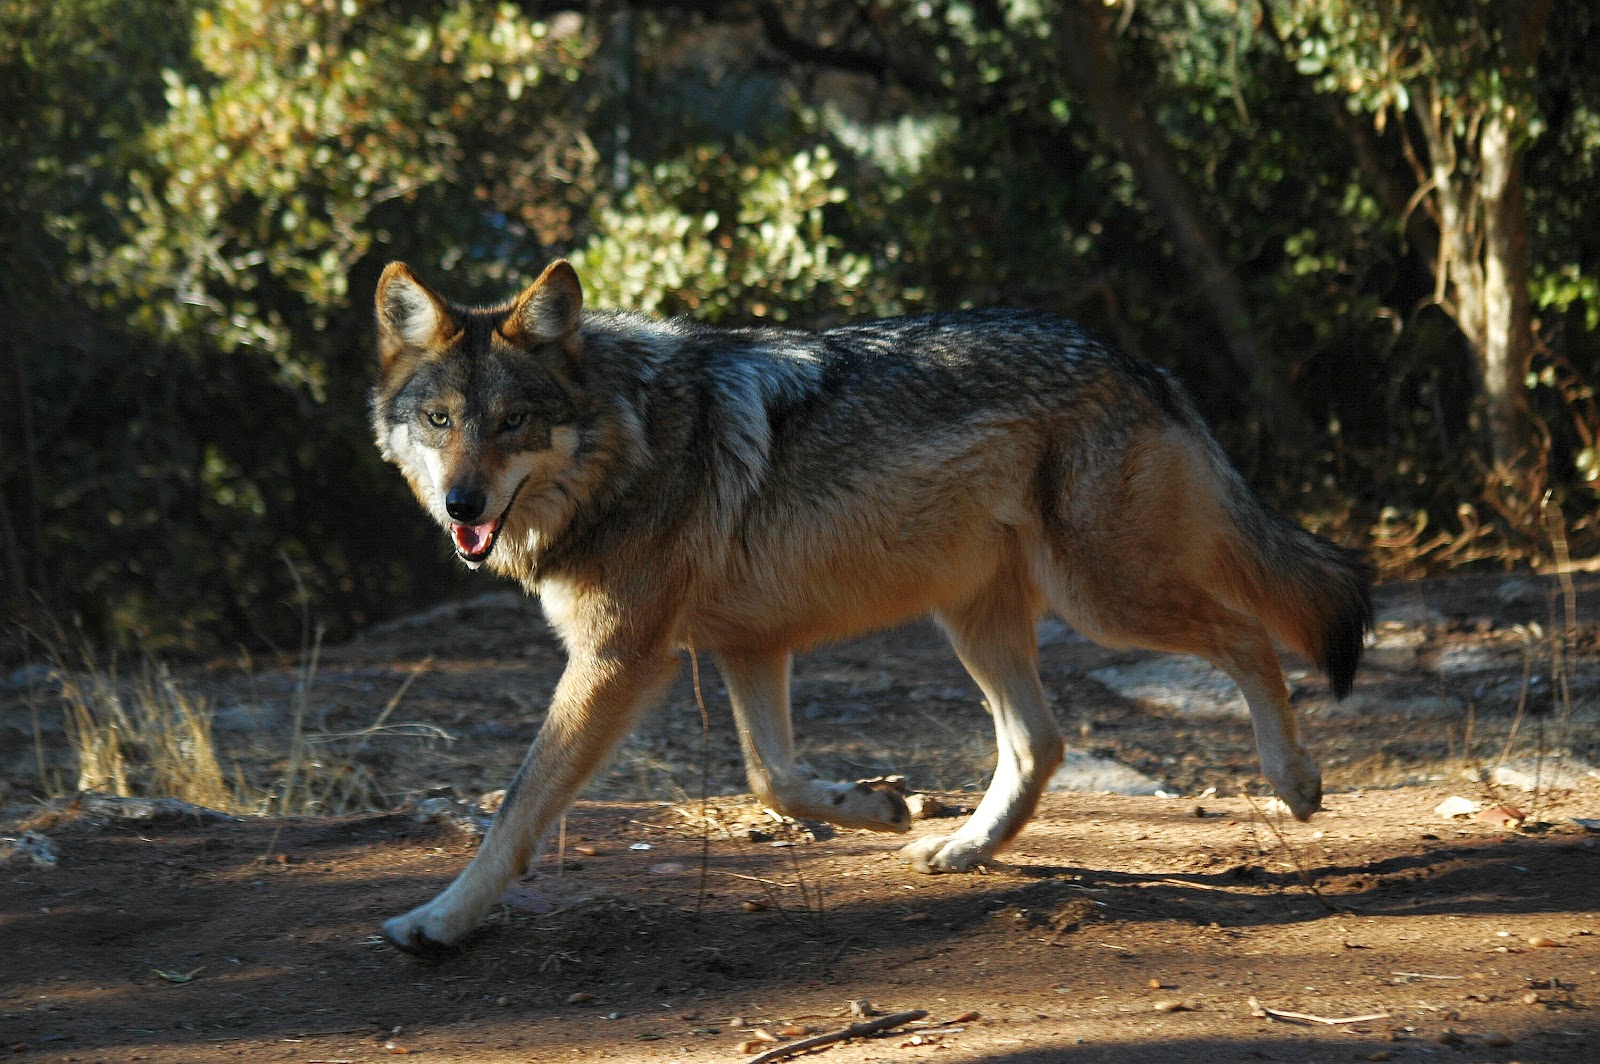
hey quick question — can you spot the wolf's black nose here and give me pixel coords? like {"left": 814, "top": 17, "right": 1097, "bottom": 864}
{"left": 445, "top": 487, "right": 487, "bottom": 523}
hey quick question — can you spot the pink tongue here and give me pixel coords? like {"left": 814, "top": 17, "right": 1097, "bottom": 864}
{"left": 451, "top": 521, "right": 497, "bottom": 556}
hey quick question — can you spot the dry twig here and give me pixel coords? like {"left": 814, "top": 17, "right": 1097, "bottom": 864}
{"left": 746, "top": 1010, "right": 928, "bottom": 1064}
{"left": 1248, "top": 996, "right": 1388, "bottom": 1025}
{"left": 1153, "top": 876, "right": 1237, "bottom": 893}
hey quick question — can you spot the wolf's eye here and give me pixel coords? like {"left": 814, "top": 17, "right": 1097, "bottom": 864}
{"left": 426, "top": 410, "right": 450, "bottom": 428}
{"left": 502, "top": 411, "right": 529, "bottom": 431}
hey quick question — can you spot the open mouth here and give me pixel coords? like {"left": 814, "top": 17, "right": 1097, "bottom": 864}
{"left": 447, "top": 480, "right": 527, "bottom": 569}
{"left": 449, "top": 516, "right": 504, "bottom": 568}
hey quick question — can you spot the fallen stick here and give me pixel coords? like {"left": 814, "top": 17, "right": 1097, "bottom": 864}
{"left": 707, "top": 869, "right": 794, "bottom": 889}
{"left": 747, "top": 1010, "right": 929, "bottom": 1064}
{"left": 1248, "top": 997, "right": 1388, "bottom": 1026}
{"left": 1153, "top": 877, "right": 1238, "bottom": 893}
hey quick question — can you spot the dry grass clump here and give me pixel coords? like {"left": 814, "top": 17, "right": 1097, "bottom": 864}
{"left": 28, "top": 621, "right": 397, "bottom": 818}
{"left": 54, "top": 653, "right": 252, "bottom": 813}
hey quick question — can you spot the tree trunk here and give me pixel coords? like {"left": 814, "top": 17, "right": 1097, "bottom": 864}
{"left": 1475, "top": 0, "right": 1550, "bottom": 473}
{"left": 1055, "top": 0, "right": 1309, "bottom": 443}
{"left": 0, "top": 323, "right": 44, "bottom": 622}
{"left": 1407, "top": 2, "right": 1548, "bottom": 476}
{"left": 1477, "top": 105, "right": 1540, "bottom": 472}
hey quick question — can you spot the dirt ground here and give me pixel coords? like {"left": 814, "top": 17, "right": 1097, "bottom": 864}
{"left": 4, "top": 572, "right": 1600, "bottom": 1062}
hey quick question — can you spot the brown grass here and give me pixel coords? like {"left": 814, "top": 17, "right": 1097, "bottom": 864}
{"left": 53, "top": 652, "right": 249, "bottom": 813}
{"left": 29, "top": 626, "right": 395, "bottom": 818}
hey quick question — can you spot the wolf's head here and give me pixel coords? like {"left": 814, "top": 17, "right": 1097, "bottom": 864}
{"left": 371, "top": 260, "right": 586, "bottom": 570}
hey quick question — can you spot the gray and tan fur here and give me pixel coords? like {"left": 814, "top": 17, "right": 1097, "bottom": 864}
{"left": 371, "top": 260, "right": 1372, "bottom": 955}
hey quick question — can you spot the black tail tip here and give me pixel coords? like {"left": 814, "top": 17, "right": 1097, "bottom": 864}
{"left": 1325, "top": 581, "right": 1374, "bottom": 700}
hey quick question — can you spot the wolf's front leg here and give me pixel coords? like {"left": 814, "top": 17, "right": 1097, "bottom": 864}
{"left": 717, "top": 649, "right": 911, "bottom": 832}
{"left": 381, "top": 648, "right": 678, "bottom": 955}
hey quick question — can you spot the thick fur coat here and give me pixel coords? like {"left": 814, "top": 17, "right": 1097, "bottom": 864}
{"left": 370, "top": 260, "right": 1372, "bottom": 954}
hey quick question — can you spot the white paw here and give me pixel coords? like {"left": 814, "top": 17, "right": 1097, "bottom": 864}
{"left": 899, "top": 833, "right": 992, "bottom": 874}
{"left": 821, "top": 779, "right": 912, "bottom": 833}
{"left": 380, "top": 897, "right": 477, "bottom": 957}
{"left": 1266, "top": 750, "right": 1322, "bottom": 822}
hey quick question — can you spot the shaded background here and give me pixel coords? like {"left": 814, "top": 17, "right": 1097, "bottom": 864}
{"left": 4, "top": 0, "right": 1599, "bottom": 658}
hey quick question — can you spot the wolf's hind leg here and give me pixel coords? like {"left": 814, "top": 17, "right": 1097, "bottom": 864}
{"left": 1042, "top": 549, "right": 1321, "bottom": 821}
{"left": 717, "top": 649, "right": 911, "bottom": 832}
{"left": 1206, "top": 620, "right": 1321, "bottom": 820}
{"left": 902, "top": 567, "right": 1063, "bottom": 873}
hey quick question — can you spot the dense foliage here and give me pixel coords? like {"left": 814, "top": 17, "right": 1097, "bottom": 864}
{"left": 5, "top": 0, "right": 1600, "bottom": 656}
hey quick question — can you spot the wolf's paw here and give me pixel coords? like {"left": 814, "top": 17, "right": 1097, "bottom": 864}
{"left": 899, "top": 833, "right": 991, "bottom": 874}
{"left": 818, "top": 779, "right": 912, "bottom": 833}
{"left": 1268, "top": 751, "right": 1323, "bottom": 822}
{"left": 380, "top": 900, "right": 473, "bottom": 958}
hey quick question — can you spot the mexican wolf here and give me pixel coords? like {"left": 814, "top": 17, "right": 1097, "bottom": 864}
{"left": 370, "top": 259, "right": 1371, "bottom": 954}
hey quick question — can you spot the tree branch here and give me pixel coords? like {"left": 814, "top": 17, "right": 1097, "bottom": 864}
{"left": 1053, "top": 0, "right": 1308, "bottom": 440}
{"left": 750, "top": 2, "right": 946, "bottom": 96}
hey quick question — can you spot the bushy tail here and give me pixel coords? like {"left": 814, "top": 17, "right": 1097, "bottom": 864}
{"left": 1222, "top": 488, "right": 1373, "bottom": 698}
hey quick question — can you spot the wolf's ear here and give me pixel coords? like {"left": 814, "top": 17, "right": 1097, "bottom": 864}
{"left": 375, "top": 262, "right": 456, "bottom": 369}
{"left": 504, "top": 260, "right": 583, "bottom": 347}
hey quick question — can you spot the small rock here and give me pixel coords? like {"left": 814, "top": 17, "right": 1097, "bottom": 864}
{"left": 496, "top": 996, "right": 509, "bottom": 1007}
{"left": 901, "top": 911, "right": 932, "bottom": 924}
{"left": 848, "top": 999, "right": 876, "bottom": 1018}
{"left": 741, "top": 900, "right": 767, "bottom": 913}
{"left": 573, "top": 844, "right": 599, "bottom": 857}
{"left": 566, "top": 992, "right": 596, "bottom": 1005}
{"left": 1434, "top": 795, "right": 1481, "bottom": 820}
{"left": 1527, "top": 935, "right": 1561, "bottom": 948}
{"left": 1048, "top": 749, "right": 1172, "bottom": 796}
{"left": 1152, "top": 1000, "right": 1189, "bottom": 1013}
{"left": 1088, "top": 657, "right": 1247, "bottom": 718}
{"left": 1482, "top": 1032, "right": 1513, "bottom": 1048}
{"left": 1367, "top": 623, "right": 1423, "bottom": 659}
{"left": 1493, "top": 755, "right": 1600, "bottom": 792}
{"left": 1522, "top": 991, "right": 1541, "bottom": 1005}
{"left": 1374, "top": 599, "right": 1444, "bottom": 628}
